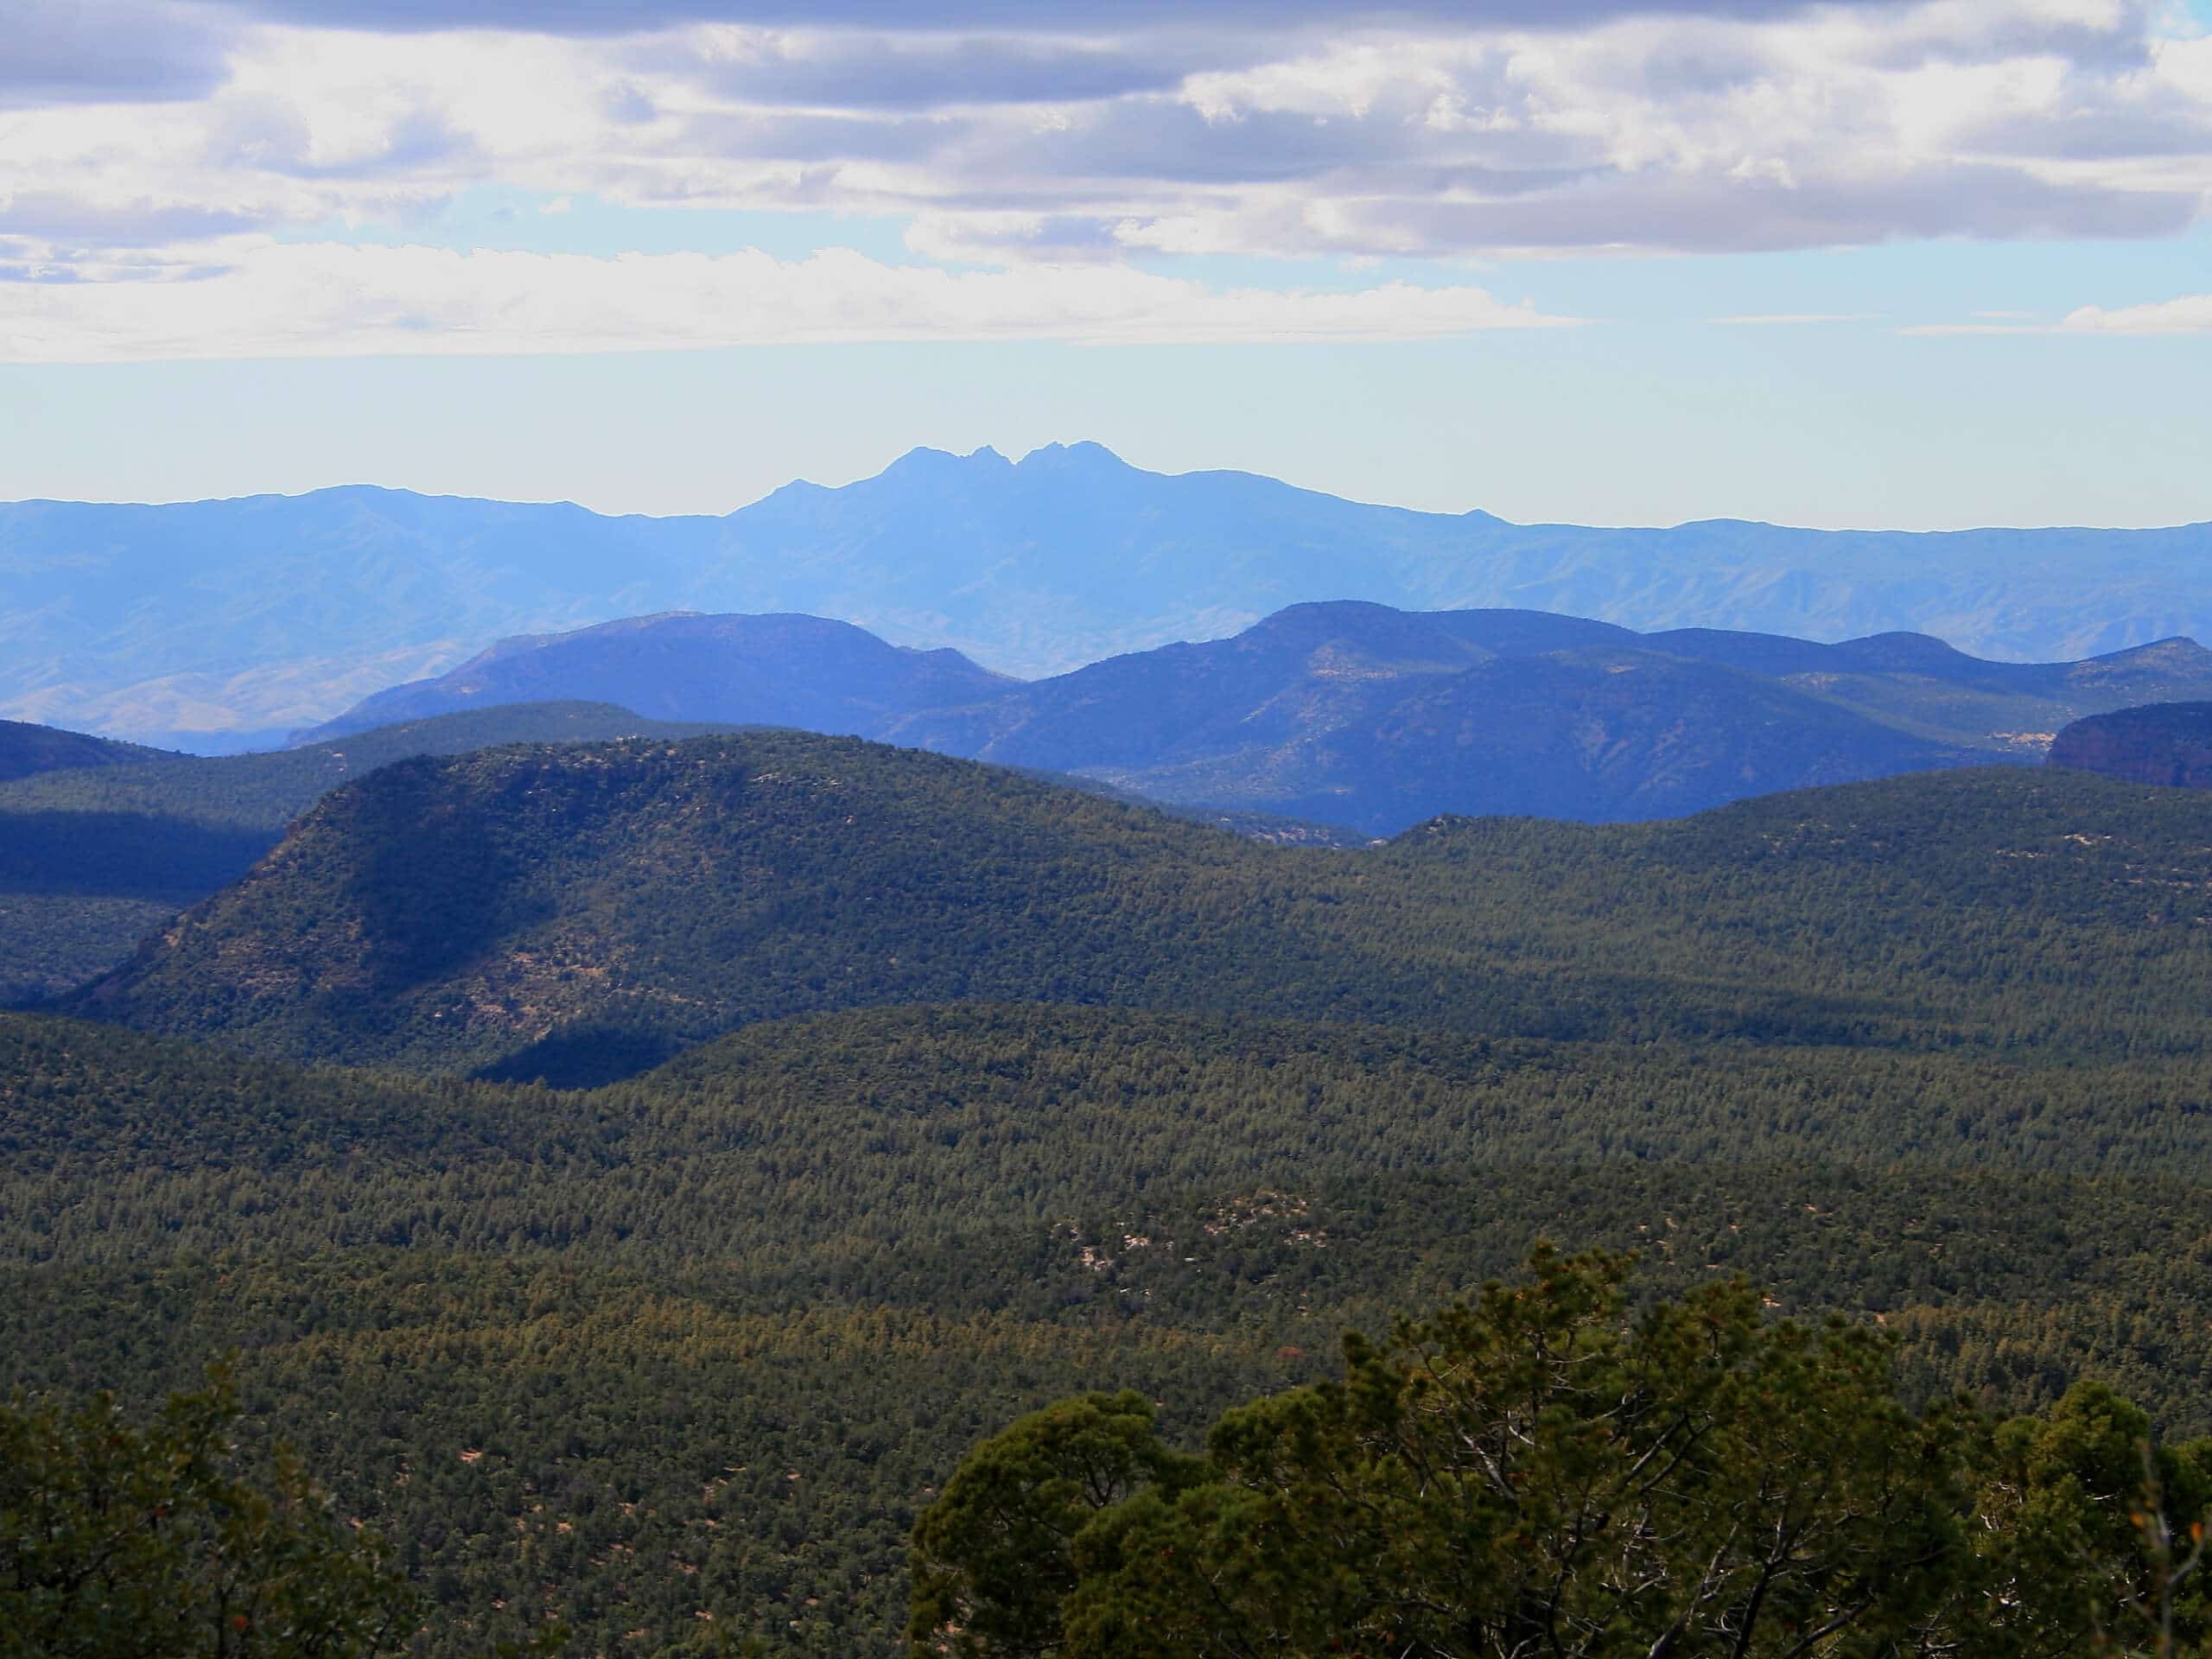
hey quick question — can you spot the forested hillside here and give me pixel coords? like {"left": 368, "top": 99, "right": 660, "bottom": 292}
{"left": 0, "top": 702, "right": 743, "bottom": 1004}
{"left": 0, "top": 718, "right": 156, "bottom": 785}
{"left": 14, "top": 731, "right": 2212, "bottom": 1654}
{"left": 67, "top": 731, "right": 2212, "bottom": 1079}
{"left": 2050, "top": 700, "right": 2212, "bottom": 789}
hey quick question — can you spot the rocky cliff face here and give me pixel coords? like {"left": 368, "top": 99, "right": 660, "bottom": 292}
{"left": 2047, "top": 702, "right": 2212, "bottom": 788}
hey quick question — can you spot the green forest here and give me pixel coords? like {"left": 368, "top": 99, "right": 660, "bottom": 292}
{"left": 7, "top": 730, "right": 2212, "bottom": 1653}
{"left": 0, "top": 705, "right": 743, "bottom": 1003}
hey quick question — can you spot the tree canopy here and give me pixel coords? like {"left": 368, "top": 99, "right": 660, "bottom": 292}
{"left": 912, "top": 1251, "right": 2212, "bottom": 1659}
{"left": 0, "top": 1363, "right": 417, "bottom": 1658}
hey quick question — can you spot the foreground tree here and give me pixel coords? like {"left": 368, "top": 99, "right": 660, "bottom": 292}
{"left": 0, "top": 1363, "right": 417, "bottom": 1658}
{"left": 908, "top": 1389, "right": 1210, "bottom": 1659}
{"left": 912, "top": 1249, "right": 2212, "bottom": 1659}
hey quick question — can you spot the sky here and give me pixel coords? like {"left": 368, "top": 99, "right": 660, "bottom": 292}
{"left": 2, "top": 0, "right": 2209, "bottom": 528}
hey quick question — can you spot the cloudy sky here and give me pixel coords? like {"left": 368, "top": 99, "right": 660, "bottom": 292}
{"left": 3, "top": 0, "right": 2208, "bottom": 526}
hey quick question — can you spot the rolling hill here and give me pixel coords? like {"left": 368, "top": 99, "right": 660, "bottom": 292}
{"left": 0, "top": 702, "right": 747, "bottom": 1005}
{"left": 0, "top": 718, "right": 157, "bottom": 785}
{"left": 65, "top": 729, "right": 2212, "bottom": 1081}
{"left": 18, "top": 721, "right": 2212, "bottom": 1652}
{"left": 10, "top": 442, "right": 2212, "bottom": 744}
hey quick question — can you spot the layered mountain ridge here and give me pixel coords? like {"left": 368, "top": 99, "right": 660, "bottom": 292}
{"left": 303, "top": 601, "right": 2212, "bottom": 835}
{"left": 10, "top": 441, "right": 2212, "bottom": 743}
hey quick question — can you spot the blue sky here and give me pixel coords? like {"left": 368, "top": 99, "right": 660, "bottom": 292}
{"left": 3, "top": 0, "right": 2209, "bottom": 527}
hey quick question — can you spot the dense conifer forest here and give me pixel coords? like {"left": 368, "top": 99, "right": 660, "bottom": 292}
{"left": 8, "top": 732, "right": 2212, "bottom": 1653}
{"left": 59, "top": 732, "right": 2212, "bottom": 1077}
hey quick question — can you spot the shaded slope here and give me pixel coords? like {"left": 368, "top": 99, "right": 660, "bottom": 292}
{"left": 1201, "top": 649, "right": 1988, "bottom": 831}
{"left": 2048, "top": 701, "right": 2212, "bottom": 789}
{"left": 887, "top": 603, "right": 2212, "bottom": 833}
{"left": 65, "top": 734, "right": 1335, "bottom": 1075}
{"left": 0, "top": 702, "right": 747, "bottom": 1004}
{"left": 0, "top": 719, "right": 156, "bottom": 785}
{"left": 888, "top": 601, "right": 1505, "bottom": 775}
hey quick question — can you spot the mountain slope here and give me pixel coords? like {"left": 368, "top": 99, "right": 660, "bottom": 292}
{"left": 10, "top": 443, "right": 2212, "bottom": 742}
{"left": 66, "top": 732, "right": 2212, "bottom": 1080}
{"left": 298, "top": 612, "right": 1007, "bottom": 744}
{"left": 887, "top": 605, "right": 2016, "bottom": 833}
{"left": 879, "top": 602, "right": 2212, "bottom": 834}
{"left": 2048, "top": 702, "right": 2212, "bottom": 789}
{"left": 1124, "top": 648, "right": 1990, "bottom": 832}
{"left": 0, "top": 719, "right": 156, "bottom": 785}
{"left": 0, "top": 702, "right": 748, "bottom": 1004}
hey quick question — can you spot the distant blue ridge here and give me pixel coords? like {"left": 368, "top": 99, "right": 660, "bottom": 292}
{"left": 4, "top": 441, "right": 2209, "bottom": 745}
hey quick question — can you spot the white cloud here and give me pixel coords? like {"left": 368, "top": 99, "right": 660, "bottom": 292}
{"left": 0, "top": 239, "right": 1582, "bottom": 362}
{"left": 1904, "top": 291, "right": 2212, "bottom": 331}
{"left": 1711, "top": 312, "right": 1883, "bottom": 322}
{"left": 0, "top": 0, "right": 2207, "bottom": 357}
{"left": 2057, "top": 290, "right": 2212, "bottom": 329}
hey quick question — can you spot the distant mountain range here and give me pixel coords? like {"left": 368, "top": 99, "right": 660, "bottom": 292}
{"left": 303, "top": 602, "right": 2212, "bottom": 835}
{"left": 9, "top": 441, "right": 2212, "bottom": 744}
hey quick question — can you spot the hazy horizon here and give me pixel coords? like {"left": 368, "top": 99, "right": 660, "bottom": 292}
{"left": 11, "top": 435, "right": 2212, "bottom": 535}
{"left": 7, "top": 1, "right": 2210, "bottom": 529}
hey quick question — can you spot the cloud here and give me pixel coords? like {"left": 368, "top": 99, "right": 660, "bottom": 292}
{"left": 0, "top": 0, "right": 2206, "bottom": 359}
{"left": 225, "top": 1, "right": 1924, "bottom": 34}
{"left": 1904, "top": 292, "right": 2212, "bottom": 333}
{"left": 648, "top": 32, "right": 1219, "bottom": 111}
{"left": 1, "top": 1, "right": 237, "bottom": 107}
{"left": 0, "top": 239, "right": 1583, "bottom": 360}
{"left": 2058, "top": 291, "right": 2212, "bottom": 330}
